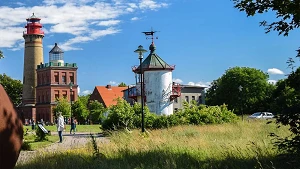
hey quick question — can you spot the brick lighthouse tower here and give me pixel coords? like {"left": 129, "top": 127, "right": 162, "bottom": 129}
{"left": 21, "top": 13, "right": 44, "bottom": 121}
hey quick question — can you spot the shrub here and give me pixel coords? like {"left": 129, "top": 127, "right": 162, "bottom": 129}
{"left": 21, "top": 141, "right": 32, "bottom": 151}
{"left": 35, "top": 124, "right": 48, "bottom": 141}
{"left": 102, "top": 99, "right": 238, "bottom": 131}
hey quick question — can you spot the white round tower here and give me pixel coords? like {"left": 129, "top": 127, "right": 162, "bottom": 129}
{"left": 142, "top": 43, "right": 175, "bottom": 115}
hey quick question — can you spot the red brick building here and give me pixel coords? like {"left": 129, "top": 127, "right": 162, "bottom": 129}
{"left": 35, "top": 43, "right": 78, "bottom": 123}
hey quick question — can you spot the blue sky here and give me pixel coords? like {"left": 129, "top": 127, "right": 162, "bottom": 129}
{"left": 0, "top": 0, "right": 298, "bottom": 95}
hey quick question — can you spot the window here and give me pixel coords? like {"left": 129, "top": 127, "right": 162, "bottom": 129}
{"left": 198, "top": 96, "right": 202, "bottom": 104}
{"left": 174, "top": 97, "right": 178, "bottom": 103}
{"left": 62, "top": 90, "right": 67, "bottom": 98}
{"left": 42, "top": 93, "right": 44, "bottom": 103}
{"left": 54, "top": 72, "right": 59, "bottom": 83}
{"left": 71, "top": 91, "right": 74, "bottom": 101}
{"left": 41, "top": 74, "right": 44, "bottom": 85}
{"left": 54, "top": 90, "right": 59, "bottom": 99}
{"left": 62, "top": 72, "right": 66, "bottom": 84}
{"left": 70, "top": 72, "right": 74, "bottom": 83}
{"left": 192, "top": 96, "right": 195, "bottom": 101}
{"left": 46, "top": 91, "right": 49, "bottom": 102}
{"left": 185, "top": 96, "right": 189, "bottom": 103}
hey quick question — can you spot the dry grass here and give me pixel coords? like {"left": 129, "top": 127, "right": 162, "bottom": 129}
{"left": 16, "top": 120, "right": 294, "bottom": 169}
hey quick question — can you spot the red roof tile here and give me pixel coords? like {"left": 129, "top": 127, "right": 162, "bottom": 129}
{"left": 95, "top": 86, "right": 127, "bottom": 107}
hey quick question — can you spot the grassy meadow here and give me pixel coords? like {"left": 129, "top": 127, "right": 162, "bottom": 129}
{"left": 23, "top": 124, "right": 102, "bottom": 133}
{"left": 17, "top": 120, "right": 295, "bottom": 169}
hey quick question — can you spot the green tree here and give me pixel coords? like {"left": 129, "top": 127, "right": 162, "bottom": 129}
{"left": 206, "top": 67, "right": 273, "bottom": 114}
{"left": 102, "top": 98, "right": 135, "bottom": 130}
{"left": 118, "top": 82, "right": 127, "bottom": 87}
{"left": 52, "top": 97, "right": 71, "bottom": 117}
{"left": 89, "top": 100, "right": 106, "bottom": 124}
{"left": 232, "top": 0, "right": 300, "bottom": 155}
{"left": 72, "top": 100, "right": 89, "bottom": 124}
{"left": 0, "top": 74, "right": 22, "bottom": 105}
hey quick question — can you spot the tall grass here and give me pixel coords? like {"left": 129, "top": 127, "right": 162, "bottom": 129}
{"left": 16, "top": 120, "right": 295, "bottom": 169}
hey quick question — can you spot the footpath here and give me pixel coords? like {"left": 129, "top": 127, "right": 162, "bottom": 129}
{"left": 17, "top": 132, "right": 108, "bottom": 165}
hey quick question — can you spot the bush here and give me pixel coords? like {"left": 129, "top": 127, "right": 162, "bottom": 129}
{"left": 21, "top": 141, "right": 32, "bottom": 151}
{"left": 35, "top": 124, "right": 48, "bottom": 141}
{"left": 102, "top": 99, "right": 238, "bottom": 131}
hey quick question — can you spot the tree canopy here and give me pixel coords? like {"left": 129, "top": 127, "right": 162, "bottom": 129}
{"left": 206, "top": 67, "right": 274, "bottom": 114}
{"left": 0, "top": 74, "right": 22, "bottom": 105}
{"left": 52, "top": 97, "right": 71, "bottom": 117}
{"left": 118, "top": 82, "right": 127, "bottom": 87}
{"left": 232, "top": 0, "right": 300, "bottom": 155}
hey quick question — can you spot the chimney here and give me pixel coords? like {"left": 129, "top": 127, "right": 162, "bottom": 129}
{"left": 106, "top": 84, "right": 112, "bottom": 89}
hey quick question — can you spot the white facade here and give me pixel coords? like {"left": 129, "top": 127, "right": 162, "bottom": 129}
{"left": 144, "top": 70, "right": 173, "bottom": 115}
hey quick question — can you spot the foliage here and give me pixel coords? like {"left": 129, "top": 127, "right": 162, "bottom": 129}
{"left": 52, "top": 97, "right": 71, "bottom": 117}
{"left": 0, "top": 50, "right": 3, "bottom": 59}
{"left": 232, "top": 0, "right": 300, "bottom": 156}
{"left": 21, "top": 141, "right": 32, "bottom": 151}
{"left": 72, "top": 98, "right": 89, "bottom": 124}
{"left": 89, "top": 100, "right": 106, "bottom": 124}
{"left": 118, "top": 82, "right": 127, "bottom": 87}
{"left": 102, "top": 99, "right": 238, "bottom": 130}
{"left": 271, "top": 68, "right": 300, "bottom": 154}
{"left": 0, "top": 73, "right": 23, "bottom": 105}
{"left": 102, "top": 98, "right": 135, "bottom": 130}
{"left": 206, "top": 66, "right": 274, "bottom": 114}
{"left": 35, "top": 125, "right": 48, "bottom": 141}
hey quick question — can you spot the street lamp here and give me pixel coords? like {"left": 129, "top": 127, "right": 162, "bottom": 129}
{"left": 238, "top": 85, "right": 243, "bottom": 121}
{"left": 69, "top": 82, "right": 73, "bottom": 122}
{"left": 134, "top": 45, "right": 147, "bottom": 132}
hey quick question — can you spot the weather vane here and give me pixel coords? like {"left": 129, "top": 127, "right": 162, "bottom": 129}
{"left": 142, "top": 27, "right": 160, "bottom": 43}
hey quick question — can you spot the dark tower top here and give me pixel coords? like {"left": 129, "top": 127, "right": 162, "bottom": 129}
{"left": 133, "top": 42, "right": 174, "bottom": 74}
{"left": 49, "top": 43, "right": 64, "bottom": 64}
{"left": 24, "top": 13, "right": 44, "bottom": 35}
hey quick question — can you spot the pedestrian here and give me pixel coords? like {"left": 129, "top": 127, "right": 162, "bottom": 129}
{"left": 31, "top": 119, "right": 35, "bottom": 130}
{"left": 70, "top": 116, "right": 76, "bottom": 134}
{"left": 56, "top": 112, "right": 64, "bottom": 143}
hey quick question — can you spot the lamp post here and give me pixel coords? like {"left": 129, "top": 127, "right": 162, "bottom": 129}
{"left": 69, "top": 82, "right": 73, "bottom": 122}
{"left": 134, "top": 45, "right": 147, "bottom": 132}
{"left": 238, "top": 85, "right": 243, "bottom": 121}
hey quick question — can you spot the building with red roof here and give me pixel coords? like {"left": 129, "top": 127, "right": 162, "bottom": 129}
{"left": 89, "top": 85, "right": 127, "bottom": 108}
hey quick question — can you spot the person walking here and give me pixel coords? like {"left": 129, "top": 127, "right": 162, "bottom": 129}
{"left": 56, "top": 112, "right": 64, "bottom": 143}
{"left": 70, "top": 116, "right": 76, "bottom": 134}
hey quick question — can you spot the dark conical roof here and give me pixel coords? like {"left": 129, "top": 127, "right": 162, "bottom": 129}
{"left": 134, "top": 43, "right": 174, "bottom": 73}
{"left": 49, "top": 43, "right": 64, "bottom": 54}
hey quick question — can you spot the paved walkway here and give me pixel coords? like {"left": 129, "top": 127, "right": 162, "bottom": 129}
{"left": 17, "top": 132, "right": 108, "bottom": 165}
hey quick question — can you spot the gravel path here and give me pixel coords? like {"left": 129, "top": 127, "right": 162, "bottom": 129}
{"left": 17, "top": 132, "right": 109, "bottom": 165}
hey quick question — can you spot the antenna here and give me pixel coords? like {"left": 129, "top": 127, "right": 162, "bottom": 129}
{"left": 142, "top": 27, "right": 160, "bottom": 43}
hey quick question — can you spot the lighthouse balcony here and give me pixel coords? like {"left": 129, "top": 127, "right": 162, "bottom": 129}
{"left": 127, "top": 85, "right": 146, "bottom": 101}
{"left": 170, "top": 83, "right": 181, "bottom": 101}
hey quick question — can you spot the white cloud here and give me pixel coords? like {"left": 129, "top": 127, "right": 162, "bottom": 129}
{"left": 268, "top": 80, "right": 277, "bottom": 85}
{"left": 0, "top": 0, "right": 169, "bottom": 50}
{"left": 172, "top": 78, "right": 183, "bottom": 84}
{"left": 187, "top": 81, "right": 211, "bottom": 88}
{"left": 98, "top": 20, "right": 121, "bottom": 26}
{"left": 139, "top": 0, "right": 168, "bottom": 10}
{"left": 109, "top": 81, "right": 118, "bottom": 85}
{"left": 267, "top": 68, "right": 284, "bottom": 75}
{"left": 82, "top": 90, "right": 92, "bottom": 95}
{"left": 131, "top": 17, "right": 140, "bottom": 21}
